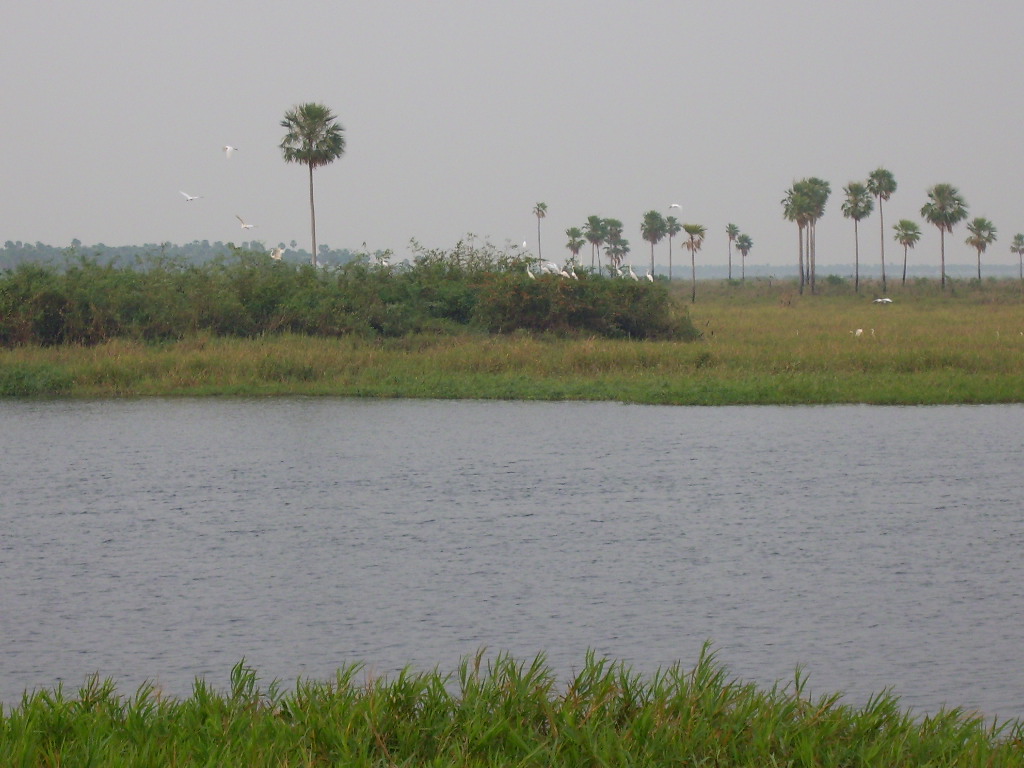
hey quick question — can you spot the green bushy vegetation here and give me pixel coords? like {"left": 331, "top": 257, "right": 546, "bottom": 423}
{"left": 2, "top": 649, "right": 1021, "bottom": 767}
{"left": 0, "top": 243, "right": 696, "bottom": 347}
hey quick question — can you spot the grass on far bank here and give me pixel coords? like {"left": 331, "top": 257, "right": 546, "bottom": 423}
{"left": 3, "top": 648, "right": 1022, "bottom": 767}
{"left": 2, "top": 276, "right": 1023, "bottom": 404}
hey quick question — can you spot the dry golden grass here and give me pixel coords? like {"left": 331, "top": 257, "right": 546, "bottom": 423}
{"left": 3, "top": 277, "right": 1023, "bottom": 403}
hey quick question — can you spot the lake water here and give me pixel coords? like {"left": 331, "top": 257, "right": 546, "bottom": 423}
{"left": 1, "top": 398, "right": 1022, "bottom": 720}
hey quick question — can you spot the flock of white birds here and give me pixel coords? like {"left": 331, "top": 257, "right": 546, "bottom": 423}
{"left": 178, "top": 145, "right": 275, "bottom": 254}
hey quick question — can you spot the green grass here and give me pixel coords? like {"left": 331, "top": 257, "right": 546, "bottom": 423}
{"left": 4, "top": 277, "right": 1024, "bottom": 403}
{"left": 2, "top": 649, "right": 1021, "bottom": 766}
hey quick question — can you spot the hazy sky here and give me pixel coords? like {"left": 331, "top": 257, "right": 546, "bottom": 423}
{"left": 4, "top": 1, "right": 1022, "bottom": 266}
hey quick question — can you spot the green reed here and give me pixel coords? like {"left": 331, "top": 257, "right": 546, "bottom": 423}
{"left": 3, "top": 276, "right": 1023, "bottom": 403}
{"left": 2, "top": 649, "right": 1021, "bottom": 767}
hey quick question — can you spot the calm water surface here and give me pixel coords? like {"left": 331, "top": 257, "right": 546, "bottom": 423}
{"left": 1, "top": 399, "right": 1022, "bottom": 719}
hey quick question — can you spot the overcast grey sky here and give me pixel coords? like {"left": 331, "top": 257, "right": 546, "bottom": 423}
{"left": 3, "top": 1, "right": 1022, "bottom": 266}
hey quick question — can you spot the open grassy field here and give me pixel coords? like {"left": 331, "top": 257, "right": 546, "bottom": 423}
{"left": 3, "top": 650, "right": 1022, "bottom": 767}
{"left": 2, "top": 276, "right": 1022, "bottom": 404}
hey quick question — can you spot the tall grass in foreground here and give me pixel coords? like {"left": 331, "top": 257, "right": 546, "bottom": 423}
{"left": 2, "top": 649, "right": 1021, "bottom": 767}
{"left": 2, "top": 276, "right": 1023, "bottom": 403}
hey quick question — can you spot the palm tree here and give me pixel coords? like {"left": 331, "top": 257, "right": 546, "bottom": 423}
{"left": 892, "top": 219, "right": 922, "bottom": 286}
{"left": 1011, "top": 233, "right": 1024, "bottom": 284}
{"left": 965, "top": 217, "right": 997, "bottom": 280}
{"left": 683, "top": 223, "right": 706, "bottom": 302}
{"left": 725, "top": 223, "right": 739, "bottom": 280}
{"left": 920, "top": 184, "right": 968, "bottom": 289}
{"left": 603, "top": 218, "right": 626, "bottom": 273}
{"left": 533, "top": 202, "right": 548, "bottom": 262}
{"left": 867, "top": 168, "right": 897, "bottom": 292}
{"left": 665, "top": 215, "right": 682, "bottom": 281}
{"left": 583, "top": 215, "right": 606, "bottom": 271}
{"left": 841, "top": 181, "right": 874, "bottom": 292}
{"left": 565, "top": 226, "right": 585, "bottom": 268}
{"left": 782, "top": 182, "right": 812, "bottom": 294}
{"left": 280, "top": 103, "right": 346, "bottom": 267}
{"left": 804, "top": 177, "right": 831, "bottom": 294}
{"left": 640, "top": 210, "right": 667, "bottom": 278}
{"left": 736, "top": 233, "right": 753, "bottom": 281}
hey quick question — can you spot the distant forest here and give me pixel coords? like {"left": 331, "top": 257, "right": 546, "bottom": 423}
{"left": 0, "top": 240, "right": 361, "bottom": 270}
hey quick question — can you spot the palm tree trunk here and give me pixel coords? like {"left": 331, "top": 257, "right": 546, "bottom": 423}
{"left": 797, "top": 226, "right": 805, "bottom": 295}
{"left": 668, "top": 237, "right": 673, "bottom": 281}
{"left": 810, "top": 223, "right": 817, "bottom": 294}
{"left": 879, "top": 202, "right": 887, "bottom": 293}
{"left": 690, "top": 243, "right": 696, "bottom": 303}
{"left": 308, "top": 163, "right": 317, "bottom": 267}
{"left": 902, "top": 246, "right": 908, "bottom": 286}
{"left": 940, "top": 229, "right": 946, "bottom": 290}
{"left": 854, "top": 220, "right": 860, "bottom": 293}
{"left": 728, "top": 242, "right": 732, "bottom": 281}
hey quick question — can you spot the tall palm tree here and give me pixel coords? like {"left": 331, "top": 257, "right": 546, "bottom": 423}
{"left": 965, "top": 217, "right": 997, "bottom": 280}
{"left": 683, "top": 223, "right": 706, "bottom": 302}
{"left": 583, "top": 215, "right": 606, "bottom": 271}
{"left": 533, "top": 202, "right": 548, "bottom": 262}
{"left": 280, "top": 103, "right": 346, "bottom": 267}
{"left": 892, "top": 219, "right": 922, "bottom": 286}
{"left": 564, "top": 226, "right": 585, "bottom": 268}
{"left": 603, "top": 218, "right": 626, "bottom": 273}
{"left": 665, "top": 215, "right": 682, "bottom": 281}
{"left": 782, "top": 182, "right": 812, "bottom": 294}
{"left": 920, "top": 184, "right": 968, "bottom": 289}
{"left": 640, "top": 210, "right": 667, "bottom": 277}
{"left": 1011, "top": 233, "right": 1024, "bottom": 284}
{"left": 804, "top": 177, "right": 831, "bottom": 294}
{"left": 867, "top": 168, "right": 897, "bottom": 292}
{"left": 841, "top": 181, "right": 874, "bottom": 292}
{"left": 736, "top": 233, "right": 753, "bottom": 281}
{"left": 725, "top": 223, "right": 740, "bottom": 281}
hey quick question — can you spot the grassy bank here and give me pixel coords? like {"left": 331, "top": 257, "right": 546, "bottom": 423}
{"left": 3, "top": 650, "right": 1022, "bottom": 767}
{"left": 3, "top": 277, "right": 1023, "bottom": 403}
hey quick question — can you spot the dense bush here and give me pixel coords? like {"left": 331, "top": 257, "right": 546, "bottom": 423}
{"left": 0, "top": 246, "right": 698, "bottom": 347}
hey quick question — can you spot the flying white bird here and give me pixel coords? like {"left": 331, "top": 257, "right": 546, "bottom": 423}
{"left": 236, "top": 215, "right": 255, "bottom": 229}
{"left": 223, "top": 145, "right": 238, "bottom": 159}
{"left": 873, "top": 297, "right": 893, "bottom": 304}
{"left": 270, "top": 247, "right": 284, "bottom": 260}
{"left": 669, "top": 203, "right": 681, "bottom": 209}
{"left": 179, "top": 191, "right": 201, "bottom": 202}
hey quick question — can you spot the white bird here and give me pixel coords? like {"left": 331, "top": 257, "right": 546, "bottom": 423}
{"left": 627, "top": 265, "right": 639, "bottom": 281}
{"left": 853, "top": 328, "right": 863, "bottom": 337}
{"left": 569, "top": 267, "right": 579, "bottom": 279}
{"left": 645, "top": 271, "right": 654, "bottom": 282}
{"left": 525, "top": 263, "right": 535, "bottom": 279}
{"left": 236, "top": 215, "right": 255, "bottom": 230}
{"left": 873, "top": 297, "right": 893, "bottom": 304}
{"left": 669, "top": 203, "right": 681, "bottom": 210}
{"left": 179, "top": 191, "right": 201, "bottom": 202}
{"left": 522, "top": 240, "right": 528, "bottom": 249}
{"left": 270, "top": 247, "right": 284, "bottom": 260}
{"left": 223, "top": 145, "right": 238, "bottom": 159}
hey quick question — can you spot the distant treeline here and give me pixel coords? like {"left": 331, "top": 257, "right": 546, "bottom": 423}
{"left": 0, "top": 242, "right": 696, "bottom": 347}
{"left": 0, "top": 239, "right": 362, "bottom": 271}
